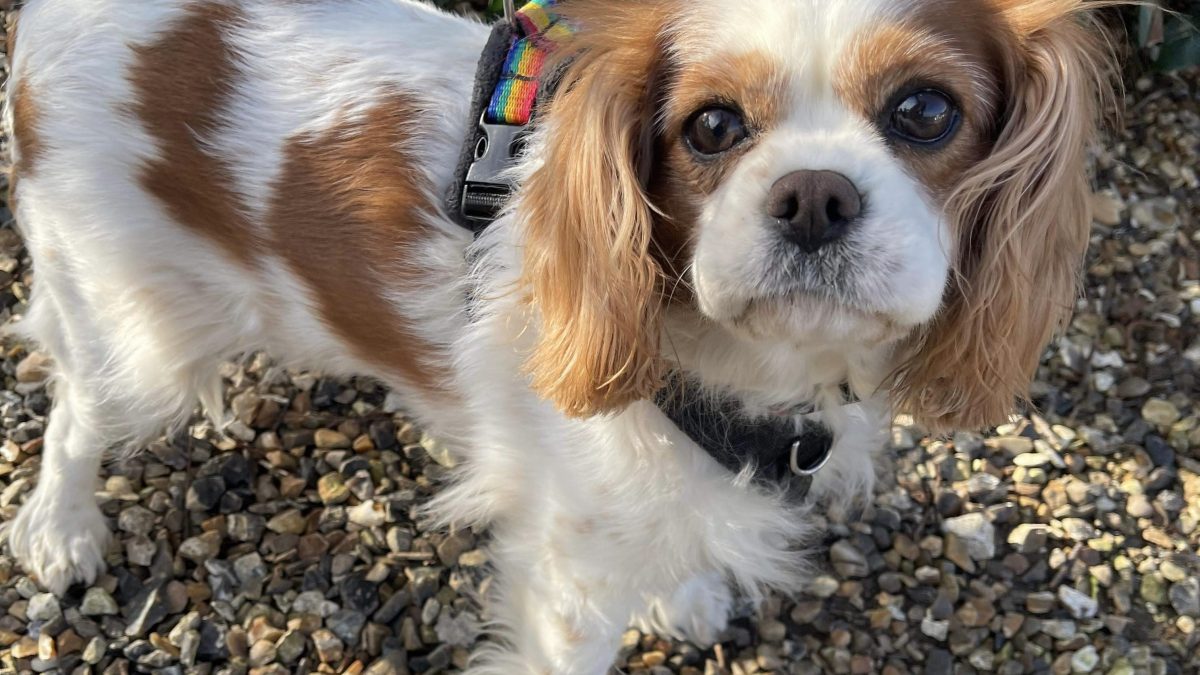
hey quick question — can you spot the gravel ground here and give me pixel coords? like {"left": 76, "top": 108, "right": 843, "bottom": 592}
{"left": 0, "top": 5, "right": 1198, "bottom": 675}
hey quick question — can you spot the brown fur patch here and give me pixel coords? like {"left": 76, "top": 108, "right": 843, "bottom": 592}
{"left": 128, "top": 2, "right": 256, "bottom": 266}
{"left": 11, "top": 79, "right": 43, "bottom": 180}
{"left": 267, "top": 93, "right": 452, "bottom": 396}
{"left": 883, "top": 0, "right": 1116, "bottom": 430}
{"left": 835, "top": 1, "right": 1007, "bottom": 200}
{"left": 519, "top": 1, "right": 681, "bottom": 417}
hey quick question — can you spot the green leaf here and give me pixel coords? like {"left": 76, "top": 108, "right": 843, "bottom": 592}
{"left": 1153, "top": 15, "right": 1200, "bottom": 71}
{"left": 1138, "top": 5, "right": 1162, "bottom": 48}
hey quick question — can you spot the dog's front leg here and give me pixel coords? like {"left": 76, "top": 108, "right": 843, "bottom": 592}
{"left": 8, "top": 386, "right": 111, "bottom": 595}
{"left": 632, "top": 571, "right": 734, "bottom": 647}
{"left": 468, "top": 530, "right": 639, "bottom": 675}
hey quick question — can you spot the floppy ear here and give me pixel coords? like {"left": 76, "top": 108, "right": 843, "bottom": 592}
{"left": 516, "top": 5, "right": 672, "bottom": 418}
{"left": 893, "top": 0, "right": 1117, "bottom": 431}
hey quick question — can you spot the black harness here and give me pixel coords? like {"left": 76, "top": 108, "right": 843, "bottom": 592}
{"left": 446, "top": 18, "right": 841, "bottom": 499}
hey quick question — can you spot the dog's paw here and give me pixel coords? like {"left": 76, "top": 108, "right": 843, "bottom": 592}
{"left": 7, "top": 490, "right": 110, "bottom": 595}
{"left": 633, "top": 572, "right": 733, "bottom": 646}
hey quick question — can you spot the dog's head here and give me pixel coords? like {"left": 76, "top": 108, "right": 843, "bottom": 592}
{"left": 516, "top": 0, "right": 1115, "bottom": 430}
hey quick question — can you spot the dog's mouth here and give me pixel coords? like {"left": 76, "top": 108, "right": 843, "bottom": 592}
{"left": 726, "top": 292, "right": 906, "bottom": 348}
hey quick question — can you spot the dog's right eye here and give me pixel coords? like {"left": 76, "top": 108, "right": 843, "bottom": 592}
{"left": 685, "top": 107, "right": 749, "bottom": 156}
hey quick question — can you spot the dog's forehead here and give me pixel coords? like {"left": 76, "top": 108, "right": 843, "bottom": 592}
{"left": 668, "top": 0, "right": 914, "bottom": 70}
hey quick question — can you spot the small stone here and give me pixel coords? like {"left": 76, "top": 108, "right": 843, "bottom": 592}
{"left": 179, "top": 531, "right": 222, "bottom": 562}
{"left": 807, "top": 575, "right": 839, "bottom": 598}
{"left": 1161, "top": 559, "right": 1189, "bottom": 582}
{"left": 943, "top": 534, "right": 976, "bottom": 573}
{"left": 318, "top": 473, "right": 350, "bottom": 505}
{"left": 124, "top": 585, "right": 170, "bottom": 638}
{"left": 27, "top": 593, "right": 62, "bottom": 622}
{"left": 315, "top": 429, "right": 352, "bottom": 449}
{"left": 12, "top": 636, "right": 38, "bottom": 658}
{"left": 1026, "top": 591, "right": 1056, "bottom": 613}
{"left": 1041, "top": 619, "right": 1076, "bottom": 639}
{"left": 340, "top": 574, "right": 381, "bottom": 615}
{"left": 16, "top": 351, "right": 53, "bottom": 383}
{"left": 921, "top": 617, "right": 949, "bottom": 641}
{"left": 1141, "top": 574, "right": 1169, "bottom": 605}
{"left": 1117, "top": 377, "right": 1152, "bottom": 398}
{"left": 925, "top": 648, "right": 953, "bottom": 675}
{"left": 328, "top": 609, "right": 367, "bottom": 646}
{"left": 348, "top": 500, "right": 387, "bottom": 528}
{"left": 435, "top": 611, "right": 478, "bottom": 648}
{"left": 1090, "top": 191, "right": 1123, "bottom": 225}
{"left": 81, "top": 588, "right": 120, "bottom": 616}
{"left": 276, "top": 630, "right": 307, "bottom": 664}
{"left": 267, "top": 509, "right": 307, "bottom": 535}
{"left": 1142, "top": 398, "right": 1181, "bottom": 428}
{"left": 249, "top": 640, "right": 277, "bottom": 667}
{"left": 1127, "top": 494, "right": 1155, "bottom": 519}
{"left": 942, "top": 513, "right": 995, "bottom": 560}
{"left": 1059, "top": 518, "right": 1098, "bottom": 542}
{"left": 1169, "top": 578, "right": 1200, "bottom": 617}
{"left": 1057, "top": 586, "right": 1098, "bottom": 619}
{"left": 82, "top": 637, "right": 107, "bottom": 664}
{"left": 185, "top": 476, "right": 226, "bottom": 511}
{"left": 1071, "top": 646, "right": 1099, "bottom": 673}
{"left": 1008, "top": 524, "right": 1049, "bottom": 553}
{"left": 228, "top": 513, "right": 266, "bottom": 542}
{"left": 118, "top": 505, "right": 157, "bottom": 536}
{"left": 312, "top": 629, "right": 344, "bottom": 664}
{"left": 830, "top": 540, "right": 869, "bottom": 578}
{"left": 436, "top": 531, "right": 474, "bottom": 567}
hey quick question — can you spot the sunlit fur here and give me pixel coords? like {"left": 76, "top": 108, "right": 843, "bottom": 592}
{"left": 893, "top": 0, "right": 1116, "bottom": 431}
{"left": 5, "top": 0, "right": 1116, "bottom": 673}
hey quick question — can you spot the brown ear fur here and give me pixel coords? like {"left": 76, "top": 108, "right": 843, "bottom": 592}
{"left": 518, "top": 2, "right": 675, "bottom": 417}
{"left": 893, "top": 0, "right": 1117, "bottom": 431}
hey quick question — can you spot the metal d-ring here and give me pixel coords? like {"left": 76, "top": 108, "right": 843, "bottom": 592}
{"left": 789, "top": 437, "right": 833, "bottom": 477}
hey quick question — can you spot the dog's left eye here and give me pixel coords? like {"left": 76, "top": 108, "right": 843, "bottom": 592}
{"left": 685, "top": 107, "right": 749, "bottom": 156}
{"left": 889, "top": 89, "right": 959, "bottom": 145}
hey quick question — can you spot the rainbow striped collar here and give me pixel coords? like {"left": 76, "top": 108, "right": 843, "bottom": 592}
{"left": 485, "top": 0, "right": 572, "bottom": 126}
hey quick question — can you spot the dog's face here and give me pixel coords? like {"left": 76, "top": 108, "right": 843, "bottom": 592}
{"left": 517, "top": 0, "right": 1112, "bottom": 429}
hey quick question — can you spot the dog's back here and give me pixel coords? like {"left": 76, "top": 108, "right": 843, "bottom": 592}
{"left": 8, "top": 0, "right": 486, "bottom": 592}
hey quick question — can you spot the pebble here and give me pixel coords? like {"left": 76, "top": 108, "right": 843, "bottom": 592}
{"left": 830, "top": 539, "right": 869, "bottom": 578}
{"left": 26, "top": 593, "right": 61, "bottom": 622}
{"left": 1169, "top": 578, "right": 1200, "bottom": 617}
{"left": 1058, "top": 586, "right": 1098, "bottom": 620}
{"left": 942, "top": 513, "right": 995, "bottom": 560}
{"left": 81, "top": 587, "right": 120, "bottom": 616}
{"left": 1008, "top": 524, "right": 1049, "bottom": 553}
{"left": 1141, "top": 398, "right": 1181, "bottom": 428}
{"left": 1071, "top": 646, "right": 1099, "bottom": 673}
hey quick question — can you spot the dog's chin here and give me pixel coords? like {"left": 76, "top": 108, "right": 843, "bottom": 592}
{"left": 721, "top": 293, "right": 912, "bottom": 349}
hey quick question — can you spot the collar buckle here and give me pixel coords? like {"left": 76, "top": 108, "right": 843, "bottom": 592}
{"left": 462, "top": 114, "right": 527, "bottom": 224}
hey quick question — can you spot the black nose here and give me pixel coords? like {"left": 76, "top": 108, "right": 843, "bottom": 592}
{"left": 766, "top": 170, "right": 862, "bottom": 253}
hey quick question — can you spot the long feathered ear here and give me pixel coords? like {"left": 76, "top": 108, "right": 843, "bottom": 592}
{"left": 893, "top": 0, "right": 1118, "bottom": 431}
{"left": 517, "top": 4, "right": 673, "bottom": 418}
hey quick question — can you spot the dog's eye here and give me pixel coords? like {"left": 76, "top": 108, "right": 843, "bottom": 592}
{"left": 685, "top": 107, "right": 748, "bottom": 156}
{"left": 890, "top": 90, "right": 959, "bottom": 145}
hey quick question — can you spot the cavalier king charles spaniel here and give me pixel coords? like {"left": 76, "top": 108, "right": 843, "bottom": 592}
{"left": 5, "top": 0, "right": 1116, "bottom": 672}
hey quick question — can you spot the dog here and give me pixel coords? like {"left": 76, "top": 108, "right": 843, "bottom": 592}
{"left": 5, "top": 0, "right": 1116, "bottom": 672}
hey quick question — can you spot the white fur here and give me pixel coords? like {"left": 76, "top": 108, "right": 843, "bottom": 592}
{"left": 5, "top": 1, "right": 944, "bottom": 673}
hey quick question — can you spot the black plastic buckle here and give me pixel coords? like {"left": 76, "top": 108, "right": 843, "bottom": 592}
{"left": 461, "top": 114, "right": 527, "bottom": 225}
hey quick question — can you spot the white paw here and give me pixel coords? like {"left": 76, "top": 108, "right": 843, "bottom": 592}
{"left": 7, "top": 488, "right": 110, "bottom": 595}
{"left": 634, "top": 572, "right": 733, "bottom": 646}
